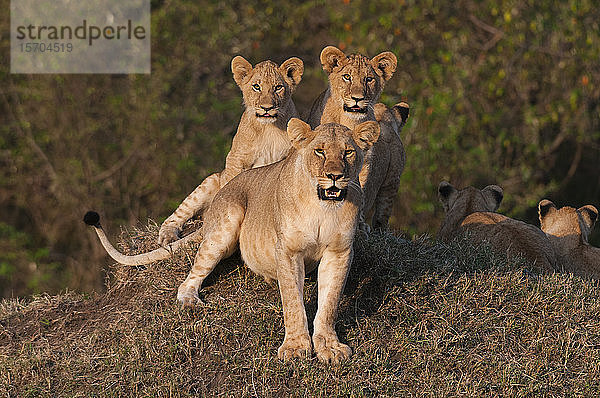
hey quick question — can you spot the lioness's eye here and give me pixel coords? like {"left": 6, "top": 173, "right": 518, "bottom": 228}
{"left": 365, "top": 76, "right": 374, "bottom": 83}
{"left": 342, "top": 74, "right": 351, "bottom": 82}
{"left": 344, "top": 150, "right": 355, "bottom": 157}
{"left": 314, "top": 149, "right": 325, "bottom": 157}
{"left": 274, "top": 84, "right": 284, "bottom": 92}
{"left": 252, "top": 83, "right": 261, "bottom": 92}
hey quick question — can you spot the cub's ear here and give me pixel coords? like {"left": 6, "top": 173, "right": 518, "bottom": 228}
{"left": 320, "top": 46, "right": 346, "bottom": 74}
{"left": 578, "top": 205, "right": 598, "bottom": 230}
{"left": 371, "top": 51, "right": 397, "bottom": 82}
{"left": 482, "top": 185, "right": 503, "bottom": 211}
{"left": 392, "top": 102, "right": 410, "bottom": 127}
{"left": 280, "top": 57, "right": 304, "bottom": 90}
{"left": 352, "top": 121, "right": 380, "bottom": 150}
{"left": 287, "top": 118, "right": 316, "bottom": 149}
{"left": 538, "top": 199, "right": 557, "bottom": 223}
{"left": 231, "top": 56, "right": 253, "bottom": 87}
{"left": 438, "top": 181, "right": 457, "bottom": 212}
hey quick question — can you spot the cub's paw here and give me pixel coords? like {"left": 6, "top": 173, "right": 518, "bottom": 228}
{"left": 177, "top": 283, "right": 203, "bottom": 308}
{"left": 158, "top": 223, "right": 182, "bottom": 246}
{"left": 313, "top": 334, "right": 352, "bottom": 365}
{"left": 277, "top": 335, "right": 312, "bottom": 362}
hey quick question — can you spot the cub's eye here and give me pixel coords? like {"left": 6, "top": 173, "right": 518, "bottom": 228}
{"left": 274, "top": 84, "right": 284, "bottom": 92}
{"left": 314, "top": 149, "right": 325, "bottom": 157}
{"left": 365, "top": 76, "right": 374, "bottom": 83}
{"left": 252, "top": 83, "right": 261, "bottom": 92}
{"left": 342, "top": 74, "right": 351, "bottom": 82}
{"left": 344, "top": 149, "right": 355, "bottom": 158}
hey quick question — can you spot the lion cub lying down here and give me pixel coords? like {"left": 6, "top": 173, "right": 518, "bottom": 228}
{"left": 86, "top": 119, "right": 380, "bottom": 364}
{"left": 437, "top": 182, "right": 557, "bottom": 271}
{"left": 538, "top": 200, "right": 599, "bottom": 278}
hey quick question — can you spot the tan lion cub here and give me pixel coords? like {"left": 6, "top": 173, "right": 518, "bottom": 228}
{"left": 158, "top": 55, "right": 303, "bottom": 246}
{"left": 538, "top": 199, "right": 599, "bottom": 278}
{"left": 438, "top": 182, "right": 557, "bottom": 271}
{"left": 308, "top": 45, "right": 407, "bottom": 232}
{"left": 86, "top": 119, "right": 380, "bottom": 363}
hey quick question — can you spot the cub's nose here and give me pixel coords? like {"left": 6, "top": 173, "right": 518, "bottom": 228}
{"left": 351, "top": 96, "right": 364, "bottom": 103}
{"left": 326, "top": 173, "right": 343, "bottom": 181}
{"left": 260, "top": 105, "right": 274, "bottom": 111}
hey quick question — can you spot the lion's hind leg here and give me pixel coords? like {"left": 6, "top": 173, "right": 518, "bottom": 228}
{"left": 158, "top": 172, "right": 222, "bottom": 246}
{"left": 177, "top": 202, "right": 245, "bottom": 307}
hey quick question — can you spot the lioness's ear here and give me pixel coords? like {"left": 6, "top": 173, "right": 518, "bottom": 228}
{"left": 438, "top": 181, "right": 457, "bottom": 212}
{"left": 371, "top": 51, "right": 397, "bottom": 82}
{"left": 320, "top": 46, "right": 346, "bottom": 74}
{"left": 538, "top": 199, "right": 557, "bottom": 224}
{"left": 231, "top": 56, "right": 253, "bottom": 87}
{"left": 280, "top": 57, "right": 304, "bottom": 90}
{"left": 578, "top": 205, "right": 598, "bottom": 231}
{"left": 287, "top": 118, "right": 316, "bottom": 149}
{"left": 352, "top": 121, "right": 380, "bottom": 150}
{"left": 482, "top": 185, "right": 503, "bottom": 211}
{"left": 392, "top": 102, "right": 410, "bottom": 127}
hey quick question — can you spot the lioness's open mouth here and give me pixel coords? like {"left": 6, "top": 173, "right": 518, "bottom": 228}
{"left": 343, "top": 104, "right": 367, "bottom": 114}
{"left": 317, "top": 186, "right": 347, "bottom": 201}
{"left": 256, "top": 112, "right": 277, "bottom": 119}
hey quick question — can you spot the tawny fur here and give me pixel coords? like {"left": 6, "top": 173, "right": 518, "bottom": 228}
{"left": 538, "top": 199, "right": 600, "bottom": 278}
{"left": 307, "top": 45, "right": 407, "bottom": 233}
{"left": 438, "top": 182, "right": 557, "bottom": 271}
{"left": 158, "top": 55, "right": 304, "bottom": 246}
{"left": 87, "top": 119, "right": 380, "bottom": 364}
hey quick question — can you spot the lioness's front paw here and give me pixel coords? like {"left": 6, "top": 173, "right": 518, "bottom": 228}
{"left": 313, "top": 334, "right": 352, "bottom": 364}
{"left": 158, "top": 223, "right": 182, "bottom": 246}
{"left": 277, "top": 335, "right": 312, "bottom": 362}
{"left": 177, "top": 283, "right": 202, "bottom": 307}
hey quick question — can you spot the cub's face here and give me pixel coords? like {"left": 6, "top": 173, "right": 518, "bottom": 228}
{"left": 232, "top": 56, "right": 303, "bottom": 123}
{"left": 320, "top": 46, "right": 397, "bottom": 120}
{"left": 287, "top": 119, "right": 380, "bottom": 202}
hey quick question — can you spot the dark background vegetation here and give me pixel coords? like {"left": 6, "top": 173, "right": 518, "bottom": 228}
{"left": 1, "top": 0, "right": 599, "bottom": 298}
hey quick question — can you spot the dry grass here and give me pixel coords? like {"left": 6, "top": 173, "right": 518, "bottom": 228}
{"left": 1, "top": 222, "right": 600, "bottom": 397}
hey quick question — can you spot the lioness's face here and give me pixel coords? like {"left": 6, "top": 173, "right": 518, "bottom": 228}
{"left": 320, "top": 46, "right": 397, "bottom": 120}
{"left": 232, "top": 56, "right": 303, "bottom": 123}
{"left": 287, "top": 119, "right": 380, "bottom": 202}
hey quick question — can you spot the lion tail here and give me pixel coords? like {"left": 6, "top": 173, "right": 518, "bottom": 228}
{"left": 83, "top": 211, "right": 202, "bottom": 266}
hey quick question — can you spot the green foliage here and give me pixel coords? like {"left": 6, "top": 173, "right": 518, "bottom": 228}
{"left": 0, "top": 0, "right": 599, "bottom": 296}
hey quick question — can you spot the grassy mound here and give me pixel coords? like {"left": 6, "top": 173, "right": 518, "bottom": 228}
{"left": 2, "top": 223, "right": 599, "bottom": 396}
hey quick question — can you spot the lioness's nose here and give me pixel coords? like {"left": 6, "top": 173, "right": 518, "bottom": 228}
{"left": 326, "top": 173, "right": 344, "bottom": 181}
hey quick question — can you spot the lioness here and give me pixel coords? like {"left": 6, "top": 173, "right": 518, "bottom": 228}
{"left": 158, "top": 55, "right": 304, "bottom": 246}
{"left": 308, "top": 45, "right": 407, "bottom": 232}
{"left": 538, "top": 199, "right": 599, "bottom": 278}
{"left": 438, "top": 182, "right": 557, "bottom": 271}
{"left": 85, "top": 119, "right": 380, "bottom": 363}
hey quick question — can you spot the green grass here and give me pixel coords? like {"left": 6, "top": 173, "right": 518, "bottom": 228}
{"left": 1, "top": 223, "right": 599, "bottom": 397}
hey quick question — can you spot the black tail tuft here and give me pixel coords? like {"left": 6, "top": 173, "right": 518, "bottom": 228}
{"left": 83, "top": 211, "right": 101, "bottom": 226}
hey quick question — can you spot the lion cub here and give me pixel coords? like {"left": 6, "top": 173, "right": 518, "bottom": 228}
{"left": 308, "top": 45, "right": 407, "bottom": 232}
{"left": 158, "top": 55, "right": 304, "bottom": 246}
{"left": 538, "top": 200, "right": 599, "bottom": 278}
{"left": 438, "top": 182, "right": 557, "bottom": 271}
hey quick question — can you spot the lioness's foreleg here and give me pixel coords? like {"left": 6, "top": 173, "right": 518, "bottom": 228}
{"left": 276, "top": 252, "right": 312, "bottom": 361}
{"left": 372, "top": 184, "right": 397, "bottom": 230}
{"left": 176, "top": 203, "right": 244, "bottom": 307}
{"left": 159, "top": 173, "right": 222, "bottom": 246}
{"left": 312, "top": 247, "right": 353, "bottom": 364}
